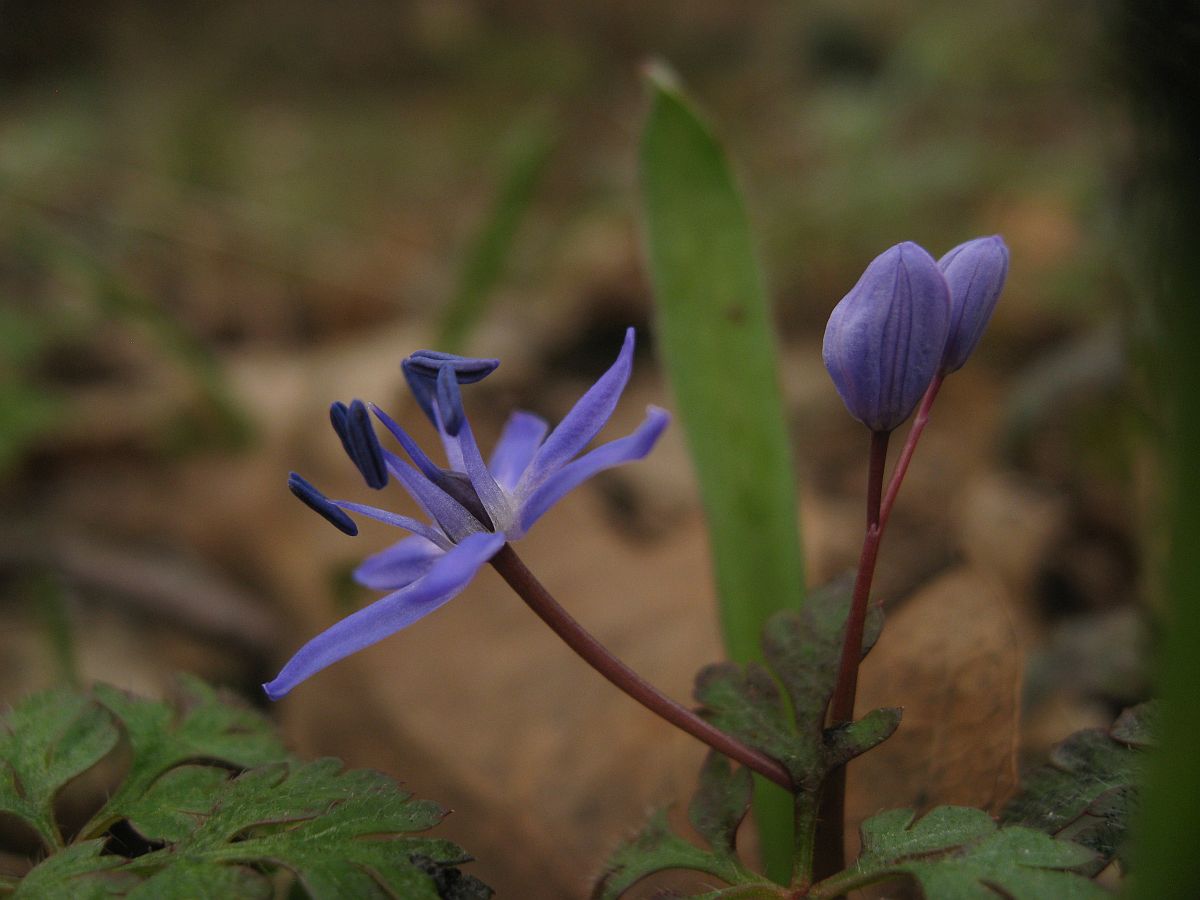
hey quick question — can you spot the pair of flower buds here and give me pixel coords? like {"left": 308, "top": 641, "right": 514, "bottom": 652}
{"left": 822, "top": 236, "right": 1009, "bottom": 433}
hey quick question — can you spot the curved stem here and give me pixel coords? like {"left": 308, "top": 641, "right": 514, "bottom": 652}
{"left": 488, "top": 543, "right": 794, "bottom": 791}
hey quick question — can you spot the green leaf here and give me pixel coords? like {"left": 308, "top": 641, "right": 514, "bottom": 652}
{"left": 692, "top": 581, "right": 896, "bottom": 789}
{"left": 591, "top": 809, "right": 771, "bottom": 900}
{"left": 0, "top": 690, "right": 119, "bottom": 850}
{"left": 14, "top": 840, "right": 139, "bottom": 898}
{"left": 640, "top": 60, "right": 806, "bottom": 884}
{"left": 688, "top": 752, "right": 754, "bottom": 857}
{"left": 83, "top": 676, "right": 287, "bottom": 837}
{"left": 760, "top": 575, "right": 883, "bottom": 741}
{"left": 640, "top": 63, "right": 804, "bottom": 668}
{"left": 4, "top": 678, "right": 489, "bottom": 898}
{"left": 813, "top": 806, "right": 1107, "bottom": 899}
{"left": 1002, "top": 701, "right": 1155, "bottom": 873}
{"left": 693, "top": 662, "right": 804, "bottom": 778}
{"left": 123, "top": 759, "right": 473, "bottom": 899}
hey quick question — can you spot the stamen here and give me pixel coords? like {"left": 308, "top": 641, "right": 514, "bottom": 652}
{"left": 436, "top": 366, "right": 466, "bottom": 436}
{"left": 348, "top": 400, "right": 388, "bottom": 489}
{"left": 288, "top": 472, "right": 359, "bottom": 536}
{"left": 402, "top": 352, "right": 499, "bottom": 428}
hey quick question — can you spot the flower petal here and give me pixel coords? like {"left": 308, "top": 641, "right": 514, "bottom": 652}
{"left": 517, "top": 327, "right": 636, "bottom": 496}
{"left": 515, "top": 405, "right": 669, "bottom": 537}
{"left": 453, "top": 414, "right": 514, "bottom": 534}
{"left": 488, "top": 411, "right": 549, "bottom": 491}
{"left": 354, "top": 534, "right": 445, "bottom": 590}
{"left": 382, "top": 451, "right": 484, "bottom": 543}
{"left": 263, "top": 532, "right": 505, "bottom": 700}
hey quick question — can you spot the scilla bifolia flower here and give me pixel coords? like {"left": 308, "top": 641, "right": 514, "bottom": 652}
{"left": 938, "top": 235, "right": 1010, "bottom": 374}
{"left": 822, "top": 242, "right": 951, "bottom": 432}
{"left": 266, "top": 328, "right": 668, "bottom": 699}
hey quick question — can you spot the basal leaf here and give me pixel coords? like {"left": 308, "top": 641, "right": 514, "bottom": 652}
{"left": 640, "top": 61, "right": 804, "bottom": 882}
{"left": 591, "top": 809, "right": 770, "bottom": 900}
{"left": 693, "top": 662, "right": 807, "bottom": 780}
{"left": 84, "top": 676, "right": 286, "bottom": 837}
{"left": 14, "top": 840, "right": 138, "bottom": 898}
{"left": 122, "top": 759, "right": 470, "bottom": 899}
{"left": 0, "top": 690, "right": 118, "bottom": 850}
{"left": 761, "top": 575, "right": 883, "bottom": 740}
{"left": 688, "top": 752, "right": 754, "bottom": 857}
{"left": 1002, "top": 701, "right": 1155, "bottom": 873}
{"left": 813, "top": 806, "right": 1107, "bottom": 899}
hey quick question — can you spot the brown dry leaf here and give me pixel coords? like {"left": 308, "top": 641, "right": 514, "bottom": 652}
{"left": 848, "top": 566, "right": 1022, "bottom": 838}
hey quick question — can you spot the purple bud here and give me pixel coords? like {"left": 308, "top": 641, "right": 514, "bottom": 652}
{"left": 822, "top": 242, "right": 951, "bottom": 432}
{"left": 938, "top": 235, "right": 1009, "bottom": 373}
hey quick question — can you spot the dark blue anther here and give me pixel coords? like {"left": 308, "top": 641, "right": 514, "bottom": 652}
{"left": 288, "top": 472, "right": 359, "bottom": 536}
{"left": 435, "top": 365, "right": 466, "bottom": 436}
{"left": 347, "top": 399, "right": 388, "bottom": 489}
{"left": 329, "top": 402, "right": 355, "bottom": 459}
{"left": 401, "top": 352, "right": 498, "bottom": 429}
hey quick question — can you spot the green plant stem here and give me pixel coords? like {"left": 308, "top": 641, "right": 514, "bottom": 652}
{"left": 807, "top": 867, "right": 901, "bottom": 899}
{"left": 488, "top": 544, "right": 794, "bottom": 790}
{"left": 790, "top": 787, "right": 821, "bottom": 893}
{"left": 879, "top": 374, "right": 944, "bottom": 532}
{"left": 814, "top": 429, "right": 890, "bottom": 879}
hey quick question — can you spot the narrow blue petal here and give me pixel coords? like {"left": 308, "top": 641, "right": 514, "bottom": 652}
{"left": 517, "top": 327, "right": 636, "bottom": 496}
{"left": 355, "top": 535, "right": 444, "bottom": 590}
{"left": 263, "top": 532, "right": 505, "bottom": 699}
{"left": 453, "top": 415, "right": 514, "bottom": 533}
{"left": 488, "top": 411, "right": 549, "bottom": 491}
{"left": 382, "top": 452, "right": 484, "bottom": 542}
{"left": 515, "top": 406, "right": 669, "bottom": 537}
{"left": 334, "top": 499, "right": 451, "bottom": 549}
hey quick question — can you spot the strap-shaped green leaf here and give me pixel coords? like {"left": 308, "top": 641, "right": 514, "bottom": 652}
{"left": 640, "top": 64, "right": 805, "bottom": 667}
{"left": 640, "top": 61, "right": 806, "bottom": 882}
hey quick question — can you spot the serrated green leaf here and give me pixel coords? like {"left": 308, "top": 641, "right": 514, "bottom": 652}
{"left": 0, "top": 690, "right": 118, "bottom": 850}
{"left": 14, "top": 840, "right": 138, "bottom": 898}
{"left": 693, "top": 663, "right": 806, "bottom": 779}
{"left": 1002, "top": 701, "right": 1154, "bottom": 873}
{"left": 813, "top": 806, "right": 1107, "bottom": 900}
{"left": 125, "top": 759, "right": 466, "bottom": 899}
{"left": 591, "top": 809, "right": 770, "bottom": 900}
{"left": 688, "top": 752, "right": 754, "bottom": 857}
{"left": 84, "top": 676, "right": 287, "bottom": 837}
{"left": 823, "top": 707, "right": 901, "bottom": 771}
{"left": 760, "top": 575, "right": 883, "bottom": 740}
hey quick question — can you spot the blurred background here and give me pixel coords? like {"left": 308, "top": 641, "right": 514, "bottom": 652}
{"left": 1, "top": 1, "right": 1150, "bottom": 895}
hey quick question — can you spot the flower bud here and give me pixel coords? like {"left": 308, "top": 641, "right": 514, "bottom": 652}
{"left": 938, "top": 235, "right": 1009, "bottom": 373}
{"left": 823, "top": 242, "right": 951, "bottom": 432}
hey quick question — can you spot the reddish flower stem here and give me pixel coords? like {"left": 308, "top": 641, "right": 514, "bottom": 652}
{"left": 814, "top": 374, "right": 946, "bottom": 879}
{"left": 814, "top": 428, "right": 889, "bottom": 878}
{"left": 879, "top": 374, "right": 944, "bottom": 532}
{"left": 489, "top": 543, "right": 795, "bottom": 791}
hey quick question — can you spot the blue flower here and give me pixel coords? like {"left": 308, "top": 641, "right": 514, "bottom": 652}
{"left": 265, "top": 328, "right": 669, "bottom": 699}
{"left": 938, "top": 235, "right": 1010, "bottom": 374}
{"left": 822, "top": 242, "right": 951, "bottom": 432}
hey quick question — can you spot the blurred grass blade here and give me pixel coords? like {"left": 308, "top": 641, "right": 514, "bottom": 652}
{"left": 639, "top": 63, "right": 806, "bottom": 883}
{"left": 1121, "top": 3, "right": 1200, "bottom": 896}
{"left": 436, "top": 116, "right": 555, "bottom": 352}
